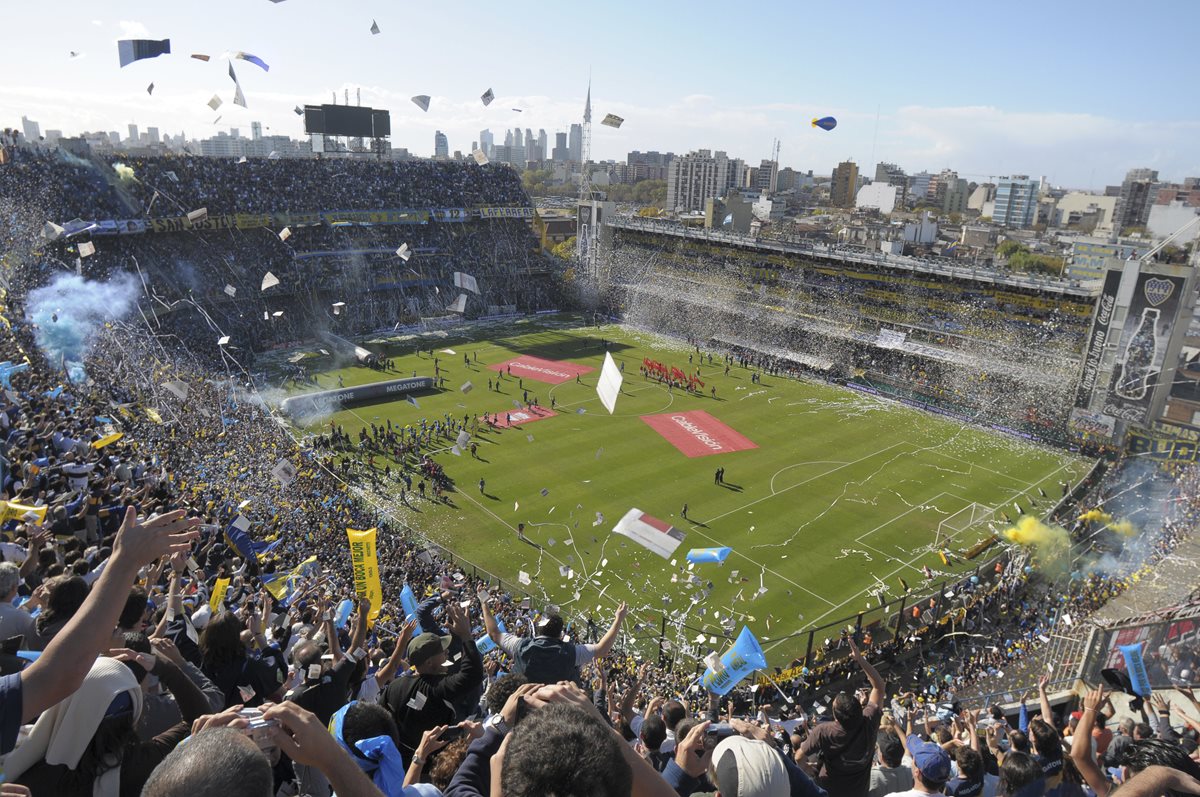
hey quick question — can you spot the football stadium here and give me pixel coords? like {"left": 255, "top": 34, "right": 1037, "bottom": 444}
{"left": 1, "top": 23, "right": 1199, "bottom": 795}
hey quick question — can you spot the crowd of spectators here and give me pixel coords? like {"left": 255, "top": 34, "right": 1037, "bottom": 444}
{"left": 2, "top": 143, "right": 1198, "bottom": 796}
{"left": 110, "top": 156, "right": 529, "bottom": 216}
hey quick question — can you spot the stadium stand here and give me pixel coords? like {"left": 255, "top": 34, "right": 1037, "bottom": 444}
{"left": 609, "top": 223, "right": 1099, "bottom": 447}
{"left": 0, "top": 147, "right": 1196, "bottom": 797}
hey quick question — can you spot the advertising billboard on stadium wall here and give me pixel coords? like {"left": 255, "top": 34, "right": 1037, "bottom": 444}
{"left": 1103, "top": 270, "right": 1190, "bottom": 424}
{"left": 1074, "top": 270, "right": 1123, "bottom": 410}
{"left": 478, "top": 207, "right": 535, "bottom": 219}
{"left": 1123, "top": 419, "right": 1200, "bottom": 465}
{"left": 279, "top": 376, "right": 434, "bottom": 417}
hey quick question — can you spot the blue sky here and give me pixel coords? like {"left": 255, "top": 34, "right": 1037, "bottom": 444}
{"left": 2, "top": 0, "right": 1197, "bottom": 187}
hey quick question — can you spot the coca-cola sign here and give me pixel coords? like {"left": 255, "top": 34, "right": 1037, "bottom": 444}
{"left": 1103, "top": 272, "right": 1186, "bottom": 424}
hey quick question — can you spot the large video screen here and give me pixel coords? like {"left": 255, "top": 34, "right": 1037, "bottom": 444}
{"left": 371, "top": 110, "right": 391, "bottom": 137}
{"left": 303, "top": 105, "right": 390, "bottom": 138}
{"left": 323, "top": 106, "right": 374, "bottom": 138}
{"left": 303, "top": 106, "right": 325, "bottom": 135}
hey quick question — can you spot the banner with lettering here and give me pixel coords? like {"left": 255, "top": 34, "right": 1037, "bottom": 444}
{"left": 209, "top": 577, "right": 231, "bottom": 614}
{"left": 700, "top": 626, "right": 767, "bottom": 696}
{"left": 478, "top": 207, "right": 535, "bottom": 219}
{"left": 346, "top": 527, "right": 383, "bottom": 626}
{"left": 1075, "top": 269, "right": 1122, "bottom": 410}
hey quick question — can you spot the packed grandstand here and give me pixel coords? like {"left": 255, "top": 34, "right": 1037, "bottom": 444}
{"left": 0, "top": 144, "right": 1196, "bottom": 797}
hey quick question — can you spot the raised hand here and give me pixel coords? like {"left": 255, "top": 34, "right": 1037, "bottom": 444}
{"left": 113, "top": 507, "right": 201, "bottom": 571}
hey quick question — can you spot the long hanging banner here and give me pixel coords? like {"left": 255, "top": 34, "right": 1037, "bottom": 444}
{"left": 346, "top": 527, "right": 383, "bottom": 626}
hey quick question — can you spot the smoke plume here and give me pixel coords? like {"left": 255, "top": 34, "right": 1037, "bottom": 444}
{"left": 1003, "top": 516, "right": 1072, "bottom": 570}
{"left": 25, "top": 273, "right": 140, "bottom": 382}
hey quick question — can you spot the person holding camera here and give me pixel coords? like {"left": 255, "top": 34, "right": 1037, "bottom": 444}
{"left": 798, "top": 638, "right": 886, "bottom": 797}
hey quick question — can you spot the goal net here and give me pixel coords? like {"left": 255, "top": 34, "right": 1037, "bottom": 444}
{"left": 936, "top": 501, "right": 996, "bottom": 545}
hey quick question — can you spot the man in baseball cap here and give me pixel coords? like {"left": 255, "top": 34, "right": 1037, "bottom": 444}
{"left": 378, "top": 602, "right": 482, "bottom": 759}
{"left": 898, "top": 735, "right": 952, "bottom": 795}
{"left": 407, "top": 632, "right": 453, "bottom": 667}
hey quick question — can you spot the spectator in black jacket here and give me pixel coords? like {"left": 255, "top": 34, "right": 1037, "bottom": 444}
{"left": 379, "top": 601, "right": 482, "bottom": 758}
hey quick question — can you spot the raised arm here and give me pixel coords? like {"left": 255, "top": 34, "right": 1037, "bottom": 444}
{"left": 1037, "top": 673, "right": 1053, "bottom": 726}
{"left": 849, "top": 637, "right": 884, "bottom": 707}
{"left": 20, "top": 508, "right": 199, "bottom": 727}
{"left": 619, "top": 663, "right": 650, "bottom": 725}
{"left": 344, "top": 598, "right": 369, "bottom": 661}
{"left": 591, "top": 602, "right": 628, "bottom": 660}
{"left": 480, "top": 596, "right": 502, "bottom": 644}
{"left": 17, "top": 528, "right": 48, "bottom": 581}
{"left": 1071, "top": 685, "right": 1111, "bottom": 797}
{"left": 376, "top": 619, "right": 416, "bottom": 687}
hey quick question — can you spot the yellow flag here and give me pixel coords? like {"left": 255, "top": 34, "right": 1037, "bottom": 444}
{"left": 2, "top": 501, "right": 47, "bottom": 526}
{"left": 145, "top": 408, "right": 163, "bottom": 424}
{"left": 209, "top": 577, "right": 231, "bottom": 613}
{"left": 92, "top": 431, "right": 124, "bottom": 449}
{"left": 346, "top": 528, "right": 383, "bottom": 626}
{"left": 263, "top": 555, "right": 317, "bottom": 600}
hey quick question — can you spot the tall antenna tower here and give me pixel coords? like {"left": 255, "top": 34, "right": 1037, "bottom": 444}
{"left": 579, "top": 79, "right": 593, "bottom": 204}
{"left": 576, "top": 78, "right": 595, "bottom": 265}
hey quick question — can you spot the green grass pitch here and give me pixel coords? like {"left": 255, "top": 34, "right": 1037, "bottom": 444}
{"left": 282, "top": 318, "right": 1090, "bottom": 666}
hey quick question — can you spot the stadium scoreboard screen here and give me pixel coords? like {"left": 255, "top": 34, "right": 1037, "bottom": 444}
{"left": 303, "top": 104, "right": 391, "bottom": 138}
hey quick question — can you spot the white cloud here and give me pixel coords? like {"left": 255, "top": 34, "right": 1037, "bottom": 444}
{"left": 884, "top": 106, "right": 1200, "bottom": 187}
{"left": 115, "top": 20, "right": 151, "bottom": 41}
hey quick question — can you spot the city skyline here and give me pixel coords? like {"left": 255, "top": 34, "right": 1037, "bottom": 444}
{"left": 2, "top": 0, "right": 1198, "bottom": 187}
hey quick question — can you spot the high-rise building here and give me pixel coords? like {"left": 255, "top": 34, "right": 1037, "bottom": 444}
{"left": 941, "top": 177, "right": 970, "bottom": 214}
{"left": 627, "top": 151, "right": 674, "bottom": 168}
{"left": 552, "top": 132, "right": 569, "bottom": 163}
{"left": 510, "top": 128, "right": 525, "bottom": 164}
{"left": 537, "top": 130, "right": 547, "bottom": 162}
{"left": 993, "top": 175, "right": 1039, "bottom": 228}
{"left": 127, "top": 124, "right": 139, "bottom": 145}
{"left": 20, "top": 116, "right": 40, "bottom": 143}
{"left": 830, "top": 161, "right": 859, "bottom": 208}
{"left": 250, "top": 122, "right": 262, "bottom": 141}
{"left": 665, "top": 149, "right": 742, "bottom": 212}
{"left": 908, "top": 171, "right": 932, "bottom": 200}
{"left": 927, "top": 169, "right": 959, "bottom": 203}
{"left": 478, "top": 129, "right": 494, "bottom": 158}
{"left": 568, "top": 123, "right": 582, "bottom": 162}
{"left": 1113, "top": 167, "right": 1159, "bottom": 234}
{"left": 753, "top": 159, "right": 778, "bottom": 194}
{"left": 147, "top": 127, "right": 161, "bottom": 145}
{"left": 874, "top": 162, "right": 906, "bottom": 186}
{"left": 434, "top": 130, "right": 448, "bottom": 159}
{"left": 776, "top": 168, "right": 814, "bottom": 192}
